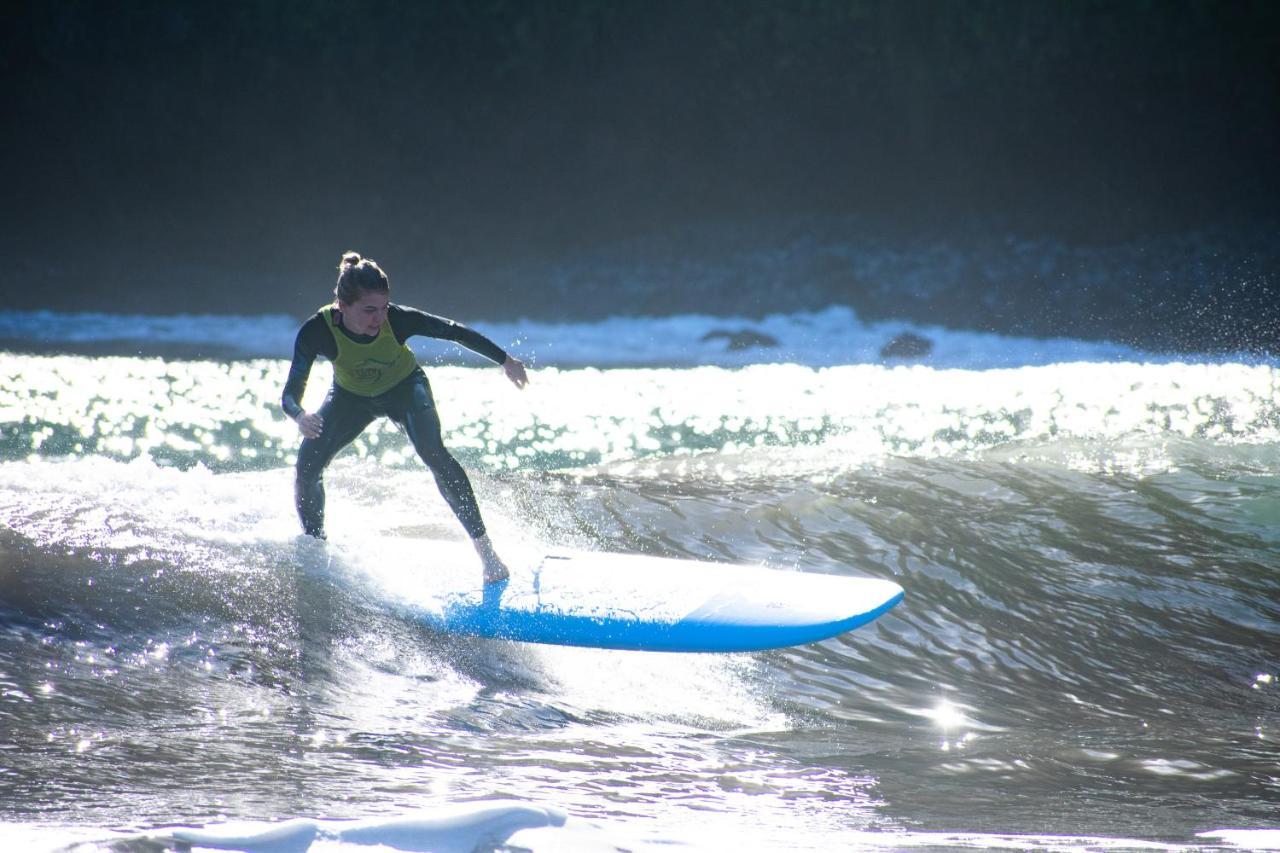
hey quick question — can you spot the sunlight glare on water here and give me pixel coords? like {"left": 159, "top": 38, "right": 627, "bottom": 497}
{"left": 4, "top": 358, "right": 1277, "bottom": 482}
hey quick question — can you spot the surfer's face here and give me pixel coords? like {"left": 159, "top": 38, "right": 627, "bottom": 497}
{"left": 338, "top": 290, "right": 390, "bottom": 336}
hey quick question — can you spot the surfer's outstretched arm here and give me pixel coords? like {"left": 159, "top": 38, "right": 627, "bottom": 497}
{"left": 389, "top": 306, "right": 529, "bottom": 387}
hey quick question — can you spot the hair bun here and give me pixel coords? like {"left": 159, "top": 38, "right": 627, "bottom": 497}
{"left": 334, "top": 251, "right": 390, "bottom": 302}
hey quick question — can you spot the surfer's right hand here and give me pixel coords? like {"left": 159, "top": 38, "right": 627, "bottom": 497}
{"left": 502, "top": 355, "right": 529, "bottom": 389}
{"left": 296, "top": 412, "right": 324, "bottom": 439}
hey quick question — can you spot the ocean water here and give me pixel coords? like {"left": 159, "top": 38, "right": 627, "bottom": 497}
{"left": 0, "top": 307, "right": 1278, "bottom": 852}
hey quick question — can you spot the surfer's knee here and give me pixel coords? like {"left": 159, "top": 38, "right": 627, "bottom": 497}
{"left": 416, "top": 442, "right": 454, "bottom": 472}
{"left": 405, "top": 414, "right": 454, "bottom": 471}
{"left": 295, "top": 448, "right": 326, "bottom": 484}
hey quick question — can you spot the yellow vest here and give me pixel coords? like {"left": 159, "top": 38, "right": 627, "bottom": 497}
{"left": 322, "top": 305, "right": 418, "bottom": 396}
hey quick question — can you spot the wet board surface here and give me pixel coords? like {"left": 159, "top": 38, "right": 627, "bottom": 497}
{"left": 364, "top": 548, "right": 904, "bottom": 653}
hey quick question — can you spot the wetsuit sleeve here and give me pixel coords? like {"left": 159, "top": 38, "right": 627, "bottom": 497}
{"left": 389, "top": 304, "right": 508, "bottom": 365}
{"left": 281, "top": 313, "right": 334, "bottom": 420}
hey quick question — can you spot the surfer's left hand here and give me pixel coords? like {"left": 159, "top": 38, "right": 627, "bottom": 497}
{"left": 503, "top": 355, "right": 529, "bottom": 389}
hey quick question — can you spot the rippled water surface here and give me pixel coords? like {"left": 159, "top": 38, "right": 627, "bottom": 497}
{"left": 1, "top": 354, "right": 1277, "bottom": 851}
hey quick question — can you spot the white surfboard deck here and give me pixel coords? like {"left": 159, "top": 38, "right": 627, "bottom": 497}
{"left": 353, "top": 544, "right": 903, "bottom": 653}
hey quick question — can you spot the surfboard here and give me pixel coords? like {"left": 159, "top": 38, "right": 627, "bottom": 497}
{"left": 363, "top": 547, "right": 903, "bottom": 653}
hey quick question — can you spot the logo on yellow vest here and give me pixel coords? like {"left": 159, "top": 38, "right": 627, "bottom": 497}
{"left": 351, "top": 356, "right": 397, "bottom": 385}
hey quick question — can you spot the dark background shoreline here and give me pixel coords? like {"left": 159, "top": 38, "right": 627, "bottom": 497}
{"left": 4, "top": 1, "right": 1278, "bottom": 353}
{"left": 10, "top": 216, "right": 1278, "bottom": 356}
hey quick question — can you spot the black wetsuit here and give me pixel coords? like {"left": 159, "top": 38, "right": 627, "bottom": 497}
{"left": 281, "top": 304, "right": 507, "bottom": 540}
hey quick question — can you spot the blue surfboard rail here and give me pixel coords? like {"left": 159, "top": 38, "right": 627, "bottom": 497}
{"left": 400, "top": 553, "right": 905, "bottom": 653}
{"left": 425, "top": 582, "right": 904, "bottom": 652}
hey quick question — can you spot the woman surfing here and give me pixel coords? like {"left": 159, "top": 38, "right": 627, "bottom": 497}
{"left": 281, "top": 251, "right": 528, "bottom": 583}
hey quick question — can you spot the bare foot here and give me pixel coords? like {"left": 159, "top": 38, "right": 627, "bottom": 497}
{"left": 483, "top": 556, "right": 510, "bottom": 585}
{"left": 473, "top": 534, "right": 510, "bottom": 584}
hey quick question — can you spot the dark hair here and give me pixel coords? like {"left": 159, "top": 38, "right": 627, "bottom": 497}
{"left": 334, "top": 251, "right": 390, "bottom": 304}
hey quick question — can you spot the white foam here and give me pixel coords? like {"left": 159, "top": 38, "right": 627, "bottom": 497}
{"left": 164, "top": 802, "right": 566, "bottom": 852}
{"left": 1199, "top": 829, "right": 1280, "bottom": 850}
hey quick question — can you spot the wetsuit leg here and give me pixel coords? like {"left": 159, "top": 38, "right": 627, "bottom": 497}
{"left": 295, "top": 388, "right": 376, "bottom": 538}
{"left": 390, "top": 373, "right": 487, "bottom": 539}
